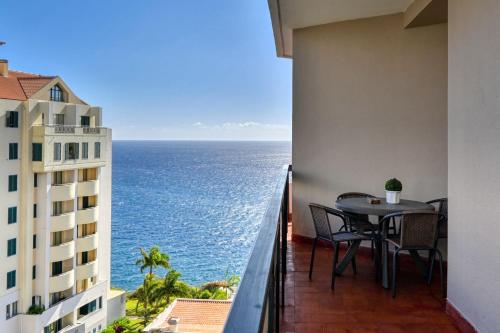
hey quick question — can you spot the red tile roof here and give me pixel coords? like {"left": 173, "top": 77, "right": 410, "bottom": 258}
{"left": 151, "top": 298, "right": 232, "bottom": 333}
{"left": 0, "top": 70, "right": 55, "bottom": 101}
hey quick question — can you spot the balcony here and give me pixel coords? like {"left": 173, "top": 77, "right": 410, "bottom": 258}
{"left": 21, "top": 281, "right": 107, "bottom": 332}
{"left": 51, "top": 212, "right": 76, "bottom": 232}
{"left": 77, "top": 180, "right": 99, "bottom": 197}
{"left": 76, "top": 233, "right": 98, "bottom": 252}
{"left": 31, "top": 125, "right": 109, "bottom": 172}
{"left": 50, "top": 240, "right": 75, "bottom": 262}
{"left": 76, "top": 260, "right": 98, "bottom": 280}
{"left": 49, "top": 270, "right": 74, "bottom": 293}
{"left": 51, "top": 183, "right": 76, "bottom": 201}
{"left": 223, "top": 166, "right": 458, "bottom": 333}
{"left": 77, "top": 206, "right": 98, "bottom": 224}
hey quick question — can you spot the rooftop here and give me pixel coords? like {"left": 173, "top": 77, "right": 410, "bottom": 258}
{"left": 145, "top": 298, "right": 232, "bottom": 333}
{"left": 0, "top": 69, "right": 55, "bottom": 101}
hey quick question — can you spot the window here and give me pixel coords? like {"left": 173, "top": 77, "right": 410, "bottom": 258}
{"left": 44, "top": 319, "right": 62, "bottom": 333}
{"left": 51, "top": 261, "right": 62, "bottom": 276}
{"left": 32, "top": 296, "right": 41, "bottom": 306}
{"left": 49, "top": 292, "right": 66, "bottom": 307}
{"left": 82, "top": 251, "right": 89, "bottom": 264}
{"left": 65, "top": 142, "right": 79, "bottom": 160}
{"left": 81, "top": 116, "right": 90, "bottom": 127}
{"left": 8, "top": 175, "right": 17, "bottom": 192}
{"left": 6, "top": 301, "right": 18, "bottom": 320}
{"left": 52, "top": 232, "right": 63, "bottom": 246}
{"left": 8, "top": 207, "right": 17, "bottom": 224}
{"left": 78, "top": 299, "right": 97, "bottom": 318}
{"left": 33, "top": 235, "right": 37, "bottom": 249}
{"left": 33, "top": 204, "right": 37, "bottom": 218}
{"left": 32, "top": 143, "right": 43, "bottom": 161}
{"left": 33, "top": 265, "right": 36, "bottom": 280}
{"left": 82, "top": 142, "right": 89, "bottom": 159}
{"left": 94, "top": 142, "right": 101, "bottom": 158}
{"left": 8, "top": 143, "right": 18, "bottom": 160}
{"left": 7, "top": 270, "right": 15, "bottom": 289}
{"left": 53, "top": 201, "right": 63, "bottom": 216}
{"left": 82, "top": 196, "right": 90, "bottom": 209}
{"left": 7, "top": 238, "right": 16, "bottom": 256}
{"left": 54, "top": 113, "right": 65, "bottom": 125}
{"left": 98, "top": 296, "right": 102, "bottom": 309}
{"left": 5, "top": 111, "right": 18, "bottom": 128}
{"left": 54, "top": 143, "right": 61, "bottom": 161}
{"left": 50, "top": 85, "right": 63, "bottom": 102}
{"left": 53, "top": 171, "right": 63, "bottom": 185}
{"left": 34, "top": 173, "right": 38, "bottom": 188}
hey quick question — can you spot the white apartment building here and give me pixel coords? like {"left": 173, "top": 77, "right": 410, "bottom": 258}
{"left": 0, "top": 59, "right": 124, "bottom": 333}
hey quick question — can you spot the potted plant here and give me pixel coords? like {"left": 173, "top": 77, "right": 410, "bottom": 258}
{"left": 385, "top": 178, "right": 402, "bottom": 204}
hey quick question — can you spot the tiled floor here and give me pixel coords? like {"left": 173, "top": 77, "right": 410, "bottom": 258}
{"left": 281, "top": 231, "right": 459, "bottom": 333}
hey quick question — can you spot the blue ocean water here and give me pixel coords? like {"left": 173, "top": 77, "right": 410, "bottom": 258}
{"left": 111, "top": 141, "right": 291, "bottom": 290}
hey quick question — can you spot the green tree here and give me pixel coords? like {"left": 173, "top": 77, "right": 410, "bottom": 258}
{"left": 135, "top": 246, "right": 170, "bottom": 278}
{"left": 135, "top": 246, "right": 170, "bottom": 324}
{"left": 153, "top": 269, "right": 182, "bottom": 308}
{"left": 134, "top": 277, "right": 157, "bottom": 325}
{"left": 102, "top": 317, "right": 134, "bottom": 333}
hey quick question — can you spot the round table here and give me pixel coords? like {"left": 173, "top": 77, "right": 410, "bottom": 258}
{"left": 335, "top": 197, "right": 435, "bottom": 289}
{"left": 335, "top": 197, "right": 434, "bottom": 216}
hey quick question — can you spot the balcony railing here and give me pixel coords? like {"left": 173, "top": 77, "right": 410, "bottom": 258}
{"left": 32, "top": 125, "right": 108, "bottom": 136}
{"left": 54, "top": 125, "right": 75, "bottom": 134}
{"left": 83, "top": 127, "right": 100, "bottom": 134}
{"left": 224, "top": 164, "right": 291, "bottom": 333}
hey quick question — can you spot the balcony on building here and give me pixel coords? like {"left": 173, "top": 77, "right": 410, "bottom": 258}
{"left": 76, "top": 249, "right": 98, "bottom": 281}
{"left": 31, "top": 102, "right": 109, "bottom": 173}
{"left": 221, "top": 1, "right": 498, "bottom": 332}
{"left": 49, "top": 258, "right": 74, "bottom": 297}
{"left": 76, "top": 195, "right": 98, "bottom": 225}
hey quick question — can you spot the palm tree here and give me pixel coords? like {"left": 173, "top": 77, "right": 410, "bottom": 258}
{"left": 135, "top": 246, "right": 170, "bottom": 324}
{"left": 223, "top": 272, "right": 240, "bottom": 298}
{"left": 135, "top": 246, "right": 171, "bottom": 278}
{"left": 135, "top": 276, "right": 157, "bottom": 325}
{"left": 153, "top": 269, "right": 182, "bottom": 308}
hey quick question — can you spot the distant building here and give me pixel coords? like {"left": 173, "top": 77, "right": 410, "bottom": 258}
{"left": 143, "top": 298, "right": 232, "bottom": 333}
{"left": 0, "top": 58, "right": 124, "bottom": 332}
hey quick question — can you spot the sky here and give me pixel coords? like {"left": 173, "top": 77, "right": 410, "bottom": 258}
{"left": 0, "top": 0, "right": 292, "bottom": 140}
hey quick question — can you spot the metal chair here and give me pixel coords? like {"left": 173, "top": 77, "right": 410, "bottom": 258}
{"left": 308, "top": 203, "right": 371, "bottom": 289}
{"left": 426, "top": 198, "right": 448, "bottom": 239}
{"left": 380, "top": 211, "right": 445, "bottom": 297}
{"left": 336, "top": 192, "right": 380, "bottom": 257}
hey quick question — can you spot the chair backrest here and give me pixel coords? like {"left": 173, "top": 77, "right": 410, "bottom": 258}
{"left": 336, "top": 192, "right": 375, "bottom": 201}
{"left": 336, "top": 192, "right": 375, "bottom": 229}
{"left": 309, "top": 204, "right": 346, "bottom": 241}
{"left": 427, "top": 198, "right": 448, "bottom": 237}
{"left": 398, "top": 211, "right": 440, "bottom": 248}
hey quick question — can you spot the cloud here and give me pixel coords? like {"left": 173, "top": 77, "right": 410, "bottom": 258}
{"left": 189, "top": 121, "right": 291, "bottom": 141}
{"left": 113, "top": 121, "right": 291, "bottom": 141}
{"left": 193, "top": 121, "right": 290, "bottom": 130}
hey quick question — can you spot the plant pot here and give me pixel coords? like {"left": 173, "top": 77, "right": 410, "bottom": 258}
{"left": 386, "top": 191, "right": 401, "bottom": 204}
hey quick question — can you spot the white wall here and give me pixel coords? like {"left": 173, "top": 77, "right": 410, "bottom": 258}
{"left": 106, "top": 290, "right": 126, "bottom": 325}
{"left": 0, "top": 99, "right": 23, "bottom": 330}
{"left": 448, "top": 1, "right": 500, "bottom": 331}
{"left": 292, "top": 13, "right": 448, "bottom": 237}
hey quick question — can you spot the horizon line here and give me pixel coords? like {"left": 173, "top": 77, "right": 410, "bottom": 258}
{"left": 112, "top": 138, "right": 292, "bottom": 142}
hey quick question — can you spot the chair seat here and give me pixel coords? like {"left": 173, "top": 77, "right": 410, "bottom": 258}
{"left": 332, "top": 231, "right": 370, "bottom": 242}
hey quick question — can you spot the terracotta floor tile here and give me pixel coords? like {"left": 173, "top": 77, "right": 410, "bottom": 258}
{"left": 280, "top": 232, "right": 460, "bottom": 333}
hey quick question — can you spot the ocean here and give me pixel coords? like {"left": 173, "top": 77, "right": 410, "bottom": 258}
{"left": 111, "top": 140, "right": 291, "bottom": 290}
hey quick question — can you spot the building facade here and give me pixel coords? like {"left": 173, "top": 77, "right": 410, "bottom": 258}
{"left": 0, "top": 59, "right": 123, "bottom": 333}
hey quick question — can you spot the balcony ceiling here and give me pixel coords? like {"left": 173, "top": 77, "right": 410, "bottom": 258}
{"left": 269, "top": 0, "right": 414, "bottom": 58}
